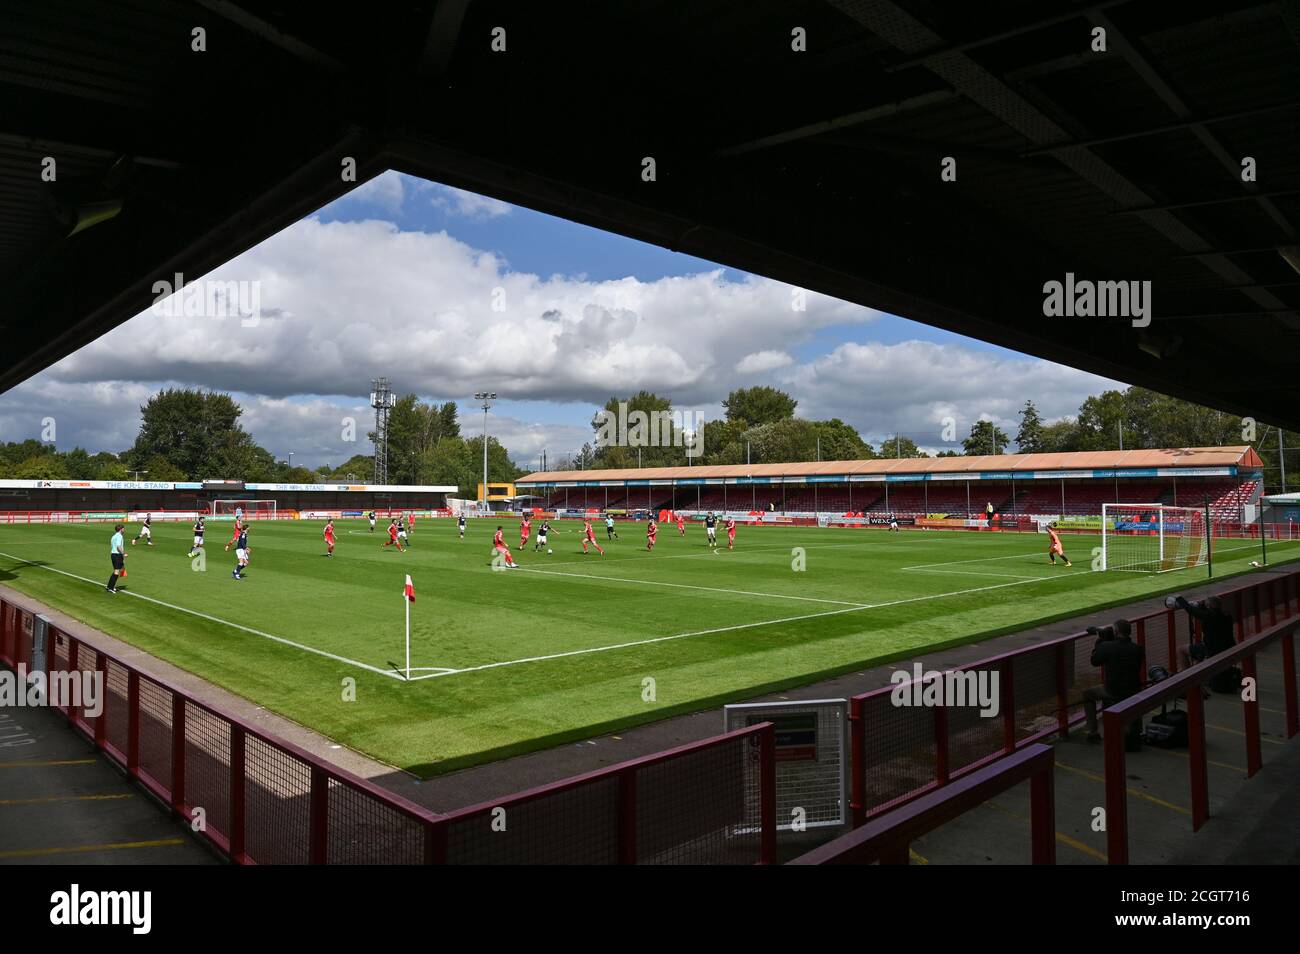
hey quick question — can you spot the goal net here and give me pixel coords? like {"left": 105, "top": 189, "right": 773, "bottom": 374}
{"left": 1101, "top": 504, "right": 1207, "bottom": 572}
{"left": 211, "top": 499, "right": 277, "bottom": 520}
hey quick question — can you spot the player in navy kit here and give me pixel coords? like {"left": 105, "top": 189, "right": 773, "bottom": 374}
{"left": 187, "top": 517, "right": 205, "bottom": 557}
{"left": 705, "top": 512, "right": 718, "bottom": 548}
{"left": 132, "top": 513, "right": 154, "bottom": 547}
{"left": 457, "top": 514, "right": 466, "bottom": 539}
{"left": 231, "top": 525, "right": 250, "bottom": 580}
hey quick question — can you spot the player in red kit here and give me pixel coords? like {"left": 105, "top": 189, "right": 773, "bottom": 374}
{"left": 646, "top": 518, "right": 657, "bottom": 551}
{"left": 726, "top": 516, "right": 737, "bottom": 550}
{"left": 520, "top": 514, "right": 532, "bottom": 550}
{"left": 493, "top": 525, "right": 519, "bottom": 567}
{"left": 223, "top": 517, "right": 243, "bottom": 553}
{"left": 381, "top": 519, "right": 405, "bottom": 552}
{"left": 1046, "top": 523, "right": 1072, "bottom": 566}
{"left": 676, "top": 514, "right": 685, "bottom": 536}
{"left": 323, "top": 519, "right": 336, "bottom": 557}
{"left": 582, "top": 519, "right": 605, "bottom": 556}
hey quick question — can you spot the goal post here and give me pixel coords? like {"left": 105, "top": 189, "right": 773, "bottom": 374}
{"left": 1101, "top": 503, "right": 1209, "bottom": 573}
{"left": 211, "top": 499, "right": 277, "bottom": 519}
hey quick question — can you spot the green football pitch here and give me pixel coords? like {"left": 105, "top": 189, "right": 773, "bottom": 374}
{"left": 1, "top": 518, "right": 1295, "bottom": 776}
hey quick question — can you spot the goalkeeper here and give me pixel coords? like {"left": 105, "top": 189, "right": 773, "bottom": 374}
{"left": 1046, "top": 522, "right": 1072, "bottom": 567}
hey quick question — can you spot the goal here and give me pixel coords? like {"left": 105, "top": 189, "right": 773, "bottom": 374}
{"left": 211, "top": 499, "right": 277, "bottom": 520}
{"left": 1101, "top": 504, "right": 1208, "bottom": 573}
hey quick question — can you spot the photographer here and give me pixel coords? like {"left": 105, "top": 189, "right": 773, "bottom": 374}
{"left": 1174, "top": 595, "right": 1238, "bottom": 692}
{"left": 1082, "top": 619, "right": 1145, "bottom": 744}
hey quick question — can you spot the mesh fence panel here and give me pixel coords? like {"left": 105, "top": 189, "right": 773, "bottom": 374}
{"left": 137, "top": 677, "right": 173, "bottom": 797}
{"left": 444, "top": 777, "right": 621, "bottom": 864}
{"left": 1243, "top": 588, "right": 1261, "bottom": 638}
{"left": 72, "top": 643, "right": 97, "bottom": 732}
{"left": 1141, "top": 619, "right": 1173, "bottom": 674}
{"left": 103, "top": 658, "right": 129, "bottom": 761}
{"left": 636, "top": 736, "right": 760, "bottom": 864}
{"left": 0, "top": 603, "right": 14, "bottom": 665}
{"left": 326, "top": 778, "right": 426, "bottom": 864}
{"left": 859, "top": 692, "right": 936, "bottom": 815}
{"left": 184, "top": 702, "right": 230, "bottom": 839}
{"left": 946, "top": 667, "right": 1003, "bottom": 773}
{"left": 51, "top": 631, "right": 68, "bottom": 707}
{"left": 1012, "top": 647, "right": 1059, "bottom": 741}
{"left": 727, "top": 702, "right": 845, "bottom": 830}
{"left": 241, "top": 735, "right": 312, "bottom": 864}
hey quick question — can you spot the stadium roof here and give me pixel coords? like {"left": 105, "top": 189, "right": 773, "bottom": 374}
{"left": 2, "top": 3, "right": 1299, "bottom": 428}
{"left": 517, "top": 446, "right": 1264, "bottom": 484}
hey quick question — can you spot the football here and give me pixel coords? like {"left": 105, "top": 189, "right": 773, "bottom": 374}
{"left": 547, "top": 548, "right": 553, "bottom": 554}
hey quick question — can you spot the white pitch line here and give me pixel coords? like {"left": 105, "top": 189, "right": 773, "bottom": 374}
{"left": 519, "top": 537, "right": 945, "bottom": 570}
{"left": 510, "top": 565, "right": 870, "bottom": 607}
{"left": 900, "top": 566, "right": 1061, "bottom": 581}
{"left": 410, "top": 572, "right": 1079, "bottom": 680}
{"left": 0, "top": 551, "right": 402, "bottom": 679}
{"left": 903, "top": 550, "right": 1053, "bottom": 571}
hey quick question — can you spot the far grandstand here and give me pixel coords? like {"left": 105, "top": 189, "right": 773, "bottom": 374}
{"left": 516, "top": 445, "right": 1286, "bottom": 536}
{"left": 0, "top": 478, "right": 457, "bottom": 523}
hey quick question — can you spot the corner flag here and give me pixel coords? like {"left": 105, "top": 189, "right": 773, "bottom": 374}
{"left": 403, "top": 574, "right": 415, "bottom": 679}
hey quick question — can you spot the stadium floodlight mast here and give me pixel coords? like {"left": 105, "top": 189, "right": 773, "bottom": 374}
{"left": 370, "top": 377, "right": 396, "bottom": 484}
{"left": 475, "top": 392, "right": 496, "bottom": 510}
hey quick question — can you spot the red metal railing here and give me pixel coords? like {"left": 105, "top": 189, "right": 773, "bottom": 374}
{"left": 849, "top": 567, "right": 1300, "bottom": 825}
{"left": 0, "top": 594, "right": 776, "bottom": 864}
{"left": 1101, "top": 615, "right": 1299, "bottom": 864}
{"left": 790, "top": 743, "right": 1057, "bottom": 865}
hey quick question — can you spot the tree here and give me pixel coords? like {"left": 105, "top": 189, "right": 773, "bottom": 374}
{"left": 139, "top": 454, "right": 186, "bottom": 481}
{"left": 877, "top": 434, "right": 922, "bottom": 459}
{"left": 208, "top": 430, "right": 278, "bottom": 482}
{"left": 436, "top": 402, "right": 460, "bottom": 438}
{"left": 368, "top": 395, "right": 468, "bottom": 484}
{"left": 1037, "top": 419, "right": 1079, "bottom": 453}
{"left": 276, "top": 465, "right": 319, "bottom": 484}
{"left": 1015, "top": 401, "right": 1046, "bottom": 453}
{"left": 326, "top": 454, "right": 375, "bottom": 481}
{"left": 127, "top": 389, "right": 253, "bottom": 479}
{"left": 0, "top": 440, "right": 55, "bottom": 466}
{"left": 963, "top": 419, "right": 1010, "bottom": 456}
{"left": 591, "top": 391, "right": 686, "bottom": 468}
{"left": 817, "top": 420, "right": 876, "bottom": 460}
{"left": 10, "top": 455, "right": 69, "bottom": 479}
{"left": 1073, "top": 390, "right": 1131, "bottom": 451}
{"left": 699, "top": 418, "right": 748, "bottom": 466}
{"left": 722, "top": 386, "right": 797, "bottom": 427}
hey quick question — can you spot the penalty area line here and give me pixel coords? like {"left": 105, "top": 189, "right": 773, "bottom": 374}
{"left": 510, "top": 565, "right": 870, "bottom": 607}
{"left": 0, "top": 551, "right": 402, "bottom": 680}
{"left": 408, "top": 572, "right": 1078, "bottom": 680}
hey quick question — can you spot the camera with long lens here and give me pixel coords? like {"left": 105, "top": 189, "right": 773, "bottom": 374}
{"left": 1086, "top": 623, "right": 1115, "bottom": 641}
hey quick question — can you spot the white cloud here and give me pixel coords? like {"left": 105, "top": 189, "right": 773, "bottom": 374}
{"left": 344, "top": 171, "right": 405, "bottom": 215}
{"left": 431, "top": 185, "right": 512, "bottom": 219}
{"left": 3, "top": 215, "right": 1121, "bottom": 467}
{"left": 780, "top": 340, "right": 1119, "bottom": 450}
{"left": 735, "top": 350, "right": 794, "bottom": 374}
